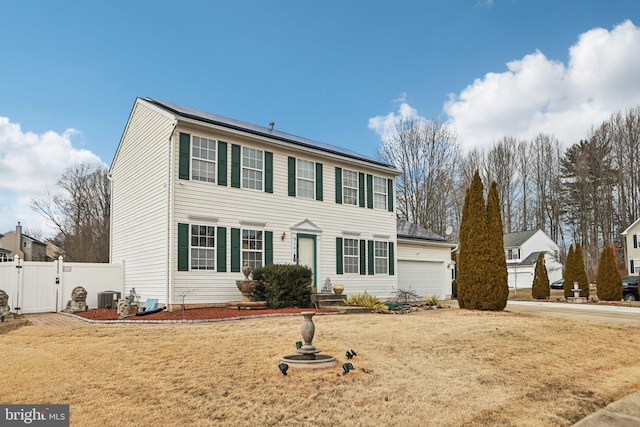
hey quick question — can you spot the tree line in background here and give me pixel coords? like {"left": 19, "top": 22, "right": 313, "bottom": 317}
{"left": 30, "top": 163, "right": 110, "bottom": 262}
{"left": 379, "top": 105, "right": 640, "bottom": 279}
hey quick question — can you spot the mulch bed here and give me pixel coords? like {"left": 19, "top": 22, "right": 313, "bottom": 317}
{"left": 75, "top": 307, "right": 331, "bottom": 321}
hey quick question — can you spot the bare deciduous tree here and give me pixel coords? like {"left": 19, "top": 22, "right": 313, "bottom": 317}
{"left": 378, "top": 117, "right": 460, "bottom": 236}
{"left": 30, "top": 163, "right": 110, "bottom": 262}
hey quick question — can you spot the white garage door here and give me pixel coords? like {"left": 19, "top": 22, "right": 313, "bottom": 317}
{"left": 398, "top": 260, "right": 444, "bottom": 299}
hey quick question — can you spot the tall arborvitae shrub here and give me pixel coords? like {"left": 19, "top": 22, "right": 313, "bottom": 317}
{"left": 574, "top": 242, "right": 589, "bottom": 298}
{"left": 531, "top": 252, "right": 550, "bottom": 299}
{"left": 484, "top": 181, "right": 509, "bottom": 310}
{"left": 563, "top": 245, "right": 575, "bottom": 299}
{"left": 457, "top": 170, "right": 489, "bottom": 309}
{"left": 596, "top": 245, "right": 622, "bottom": 301}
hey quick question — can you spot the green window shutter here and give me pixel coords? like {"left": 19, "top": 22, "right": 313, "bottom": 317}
{"left": 315, "top": 162, "right": 323, "bottom": 201}
{"left": 389, "top": 242, "right": 395, "bottom": 275}
{"left": 265, "top": 151, "right": 273, "bottom": 193}
{"left": 359, "top": 240, "right": 366, "bottom": 275}
{"left": 288, "top": 156, "right": 296, "bottom": 197}
{"left": 217, "top": 227, "right": 226, "bottom": 272}
{"left": 336, "top": 237, "right": 343, "bottom": 275}
{"left": 387, "top": 178, "right": 394, "bottom": 212}
{"left": 231, "top": 144, "right": 241, "bottom": 188}
{"left": 368, "top": 240, "right": 375, "bottom": 275}
{"left": 231, "top": 228, "right": 241, "bottom": 272}
{"left": 359, "top": 172, "right": 365, "bottom": 207}
{"left": 265, "top": 231, "right": 273, "bottom": 265}
{"left": 366, "top": 174, "right": 373, "bottom": 209}
{"left": 178, "top": 223, "right": 189, "bottom": 271}
{"left": 218, "top": 141, "right": 227, "bottom": 186}
{"left": 335, "top": 167, "right": 342, "bottom": 204}
{"left": 179, "top": 133, "right": 190, "bottom": 180}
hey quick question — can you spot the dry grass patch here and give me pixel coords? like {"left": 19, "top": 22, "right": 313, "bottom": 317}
{"left": 2, "top": 309, "right": 640, "bottom": 426}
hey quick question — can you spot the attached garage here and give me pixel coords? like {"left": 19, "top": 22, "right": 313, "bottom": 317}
{"left": 396, "top": 220, "right": 457, "bottom": 300}
{"left": 398, "top": 260, "right": 446, "bottom": 298}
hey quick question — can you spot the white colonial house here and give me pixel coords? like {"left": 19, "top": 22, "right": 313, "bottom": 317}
{"left": 504, "top": 229, "right": 563, "bottom": 289}
{"left": 110, "top": 98, "right": 455, "bottom": 307}
{"left": 621, "top": 218, "right": 640, "bottom": 275}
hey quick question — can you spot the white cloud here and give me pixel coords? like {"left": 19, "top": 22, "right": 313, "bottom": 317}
{"left": 443, "top": 19, "right": 640, "bottom": 151}
{"left": 0, "top": 117, "right": 102, "bottom": 237}
{"left": 368, "top": 99, "right": 422, "bottom": 138}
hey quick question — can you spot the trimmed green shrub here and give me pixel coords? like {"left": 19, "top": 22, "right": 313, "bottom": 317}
{"left": 563, "top": 245, "right": 575, "bottom": 299}
{"left": 484, "top": 181, "right": 509, "bottom": 310}
{"left": 596, "top": 245, "right": 622, "bottom": 301}
{"left": 531, "top": 252, "right": 550, "bottom": 299}
{"left": 458, "top": 170, "right": 489, "bottom": 309}
{"left": 252, "top": 264, "right": 312, "bottom": 308}
{"left": 574, "top": 243, "right": 589, "bottom": 298}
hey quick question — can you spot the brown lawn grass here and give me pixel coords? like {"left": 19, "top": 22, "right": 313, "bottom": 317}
{"left": 2, "top": 309, "right": 640, "bottom": 426}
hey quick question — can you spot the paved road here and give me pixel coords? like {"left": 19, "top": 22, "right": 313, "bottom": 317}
{"left": 506, "top": 300, "right": 640, "bottom": 326}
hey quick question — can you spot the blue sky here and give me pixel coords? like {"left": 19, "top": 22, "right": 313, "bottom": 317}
{"left": 1, "top": 0, "right": 640, "bottom": 237}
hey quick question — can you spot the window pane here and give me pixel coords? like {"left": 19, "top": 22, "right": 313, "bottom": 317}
{"left": 192, "top": 136, "right": 216, "bottom": 183}
{"left": 296, "top": 159, "right": 315, "bottom": 199}
{"left": 343, "top": 238, "right": 359, "bottom": 274}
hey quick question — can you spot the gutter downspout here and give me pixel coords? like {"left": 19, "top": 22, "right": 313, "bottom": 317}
{"left": 167, "top": 120, "right": 178, "bottom": 310}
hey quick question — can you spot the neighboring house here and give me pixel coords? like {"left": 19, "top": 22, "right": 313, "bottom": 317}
{"left": 111, "top": 98, "right": 410, "bottom": 307}
{"left": 396, "top": 220, "right": 456, "bottom": 299}
{"left": 0, "top": 223, "right": 48, "bottom": 262}
{"left": 621, "top": 218, "right": 640, "bottom": 275}
{"left": 504, "top": 229, "right": 563, "bottom": 289}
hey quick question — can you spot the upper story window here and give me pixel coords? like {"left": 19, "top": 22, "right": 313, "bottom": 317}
{"left": 343, "top": 238, "right": 359, "bottom": 274}
{"left": 507, "top": 248, "right": 520, "bottom": 261}
{"left": 374, "top": 241, "right": 388, "bottom": 274}
{"left": 297, "top": 159, "right": 315, "bottom": 199}
{"left": 23, "top": 241, "right": 31, "bottom": 249}
{"left": 343, "top": 169, "right": 358, "bottom": 206}
{"left": 191, "top": 225, "right": 216, "bottom": 270}
{"left": 191, "top": 136, "right": 216, "bottom": 183}
{"left": 242, "top": 147, "right": 263, "bottom": 190}
{"left": 373, "top": 176, "right": 388, "bottom": 210}
{"left": 242, "top": 228, "right": 263, "bottom": 270}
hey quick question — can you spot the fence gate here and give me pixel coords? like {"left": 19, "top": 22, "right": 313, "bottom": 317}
{"left": 0, "top": 257, "right": 123, "bottom": 314}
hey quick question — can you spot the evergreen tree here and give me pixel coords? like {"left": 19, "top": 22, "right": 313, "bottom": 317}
{"left": 574, "top": 242, "right": 589, "bottom": 298}
{"left": 484, "top": 181, "right": 509, "bottom": 310}
{"left": 596, "top": 245, "right": 622, "bottom": 301}
{"left": 457, "top": 170, "right": 489, "bottom": 309}
{"left": 531, "top": 252, "right": 550, "bottom": 299}
{"left": 563, "top": 245, "right": 575, "bottom": 299}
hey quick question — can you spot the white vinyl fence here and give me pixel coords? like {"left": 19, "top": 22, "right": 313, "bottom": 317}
{"left": 0, "top": 256, "right": 124, "bottom": 314}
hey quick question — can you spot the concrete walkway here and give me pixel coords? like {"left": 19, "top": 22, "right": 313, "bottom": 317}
{"left": 23, "top": 312, "right": 87, "bottom": 326}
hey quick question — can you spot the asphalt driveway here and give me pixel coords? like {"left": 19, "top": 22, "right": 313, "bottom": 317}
{"left": 506, "top": 300, "right": 640, "bottom": 327}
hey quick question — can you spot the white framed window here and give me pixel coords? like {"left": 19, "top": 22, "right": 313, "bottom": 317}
{"left": 343, "top": 169, "right": 358, "bottom": 206}
{"left": 242, "top": 228, "right": 263, "bottom": 270}
{"left": 297, "top": 159, "right": 315, "bottom": 199}
{"left": 0, "top": 253, "right": 7, "bottom": 262}
{"left": 507, "top": 248, "right": 520, "bottom": 261}
{"left": 191, "top": 224, "right": 216, "bottom": 270}
{"left": 343, "top": 238, "right": 359, "bottom": 274}
{"left": 374, "top": 241, "right": 388, "bottom": 274}
{"left": 242, "top": 147, "right": 263, "bottom": 190}
{"left": 373, "top": 176, "right": 387, "bottom": 210}
{"left": 191, "top": 136, "right": 216, "bottom": 183}
{"left": 23, "top": 241, "right": 31, "bottom": 249}
{"left": 633, "top": 259, "right": 640, "bottom": 274}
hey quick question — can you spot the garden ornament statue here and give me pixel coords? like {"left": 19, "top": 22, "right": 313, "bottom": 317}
{"left": 63, "top": 286, "right": 88, "bottom": 313}
{"left": 0, "top": 289, "right": 12, "bottom": 321}
{"left": 226, "top": 262, "right": 267, "bottom": 310}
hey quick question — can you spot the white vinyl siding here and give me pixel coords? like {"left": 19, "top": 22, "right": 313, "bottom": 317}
{"left": 110, "top": 100, "right": 175, "bottom": 301}
{"left": 297, "top": 159, "right": 315, "bottom": 199}
{"left": 242, "top": 147, "right": 263, "bottom": 190}
{"left": 373, "top": 176, "right": 387, "bottom": 210}
{"left": 190, "top": 224, "right": 216, "bottom": 270}
{"left": 191, "top": 135, "right": 216, "bottom": 183}
{"left": 343, "top": 169, "right": 358, "bottom": 206}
